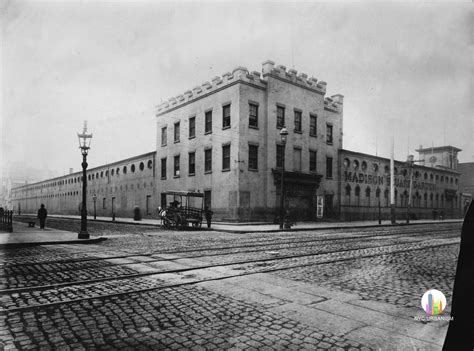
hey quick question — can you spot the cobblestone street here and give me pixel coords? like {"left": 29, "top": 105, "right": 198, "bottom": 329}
{"left": 0, "top": 220, "right": 461, "bottom": 350}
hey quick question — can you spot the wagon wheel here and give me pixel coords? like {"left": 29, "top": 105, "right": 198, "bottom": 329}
{"left": 162, "top": 217, "right": 172, "bottom": 229}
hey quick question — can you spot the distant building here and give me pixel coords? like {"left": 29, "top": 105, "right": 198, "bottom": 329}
{"left": 416, "top": 145, "right": 461, "bottom": 170}
{"left": 10, "top": 61, "right": 465, "bottom": 221}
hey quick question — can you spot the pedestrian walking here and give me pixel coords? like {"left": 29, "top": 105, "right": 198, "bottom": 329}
{"left": 37, "top": 204, "right": 48, "bottom": 229}
{"left": 204, "top": 206, "right": 213, "bottom": 228}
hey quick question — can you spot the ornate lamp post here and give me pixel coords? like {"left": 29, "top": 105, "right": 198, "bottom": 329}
{"left": 77, "top": 121, "right": 93, "bottom": 239}
{"left": 279, "top": 127, "right": 289, "bottom": 229}
{"left": 92, "top": 192, "right": 97, "bottom": 220}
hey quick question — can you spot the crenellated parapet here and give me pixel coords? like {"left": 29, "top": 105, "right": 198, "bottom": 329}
{"left": 156, "top": 61, "right": 343, "bottom": 115}
{"left": 156, "top": 66, "right": 267, "bottom": 115}
{"left": 324, "top": 94, "right": 344, "bottom": 112}
{"left": 261, "top": 60, "right": 327, "bottom": 95}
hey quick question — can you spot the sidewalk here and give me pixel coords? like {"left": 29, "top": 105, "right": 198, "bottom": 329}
{"left": 15, "top": 213, "right": 463, "bottom": 234}
{"left": 0, "top": 221, "right": 106, "bottom": 248}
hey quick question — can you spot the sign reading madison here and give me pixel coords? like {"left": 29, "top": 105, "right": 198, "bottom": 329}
{"left": 343, "top": 171, "right": 437, "bottom": 191}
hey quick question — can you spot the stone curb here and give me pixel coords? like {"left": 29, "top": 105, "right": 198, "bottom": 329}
{"left": 0, "top": 237, "right": 107, "bottom": 249}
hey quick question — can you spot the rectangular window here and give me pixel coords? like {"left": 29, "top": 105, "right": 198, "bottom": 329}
{"left": 204, "top": 149, "right": 212, "bottom": 173}
{"left": 161, "top": 127, "right": 167, "bottom": 146}
{"left": 188, "top": 152, "right": 195, "bottom": 175}
{"left": 310, "top": 115, "right": 317, "bottom": 136}
{"left": 223, "top": 104, "right": 231, "bottom": 128}
{"left": 276, "top": 145, "right": 284, "bottom": 168}
{"left": 102, "top": 198, "right": 106, "bottom": 210}
{"left": 205, "top": 110, "right": 212, "bottom": 134}
{"left": 294, "top": 148, "right": 302, "bottom": 171}
{"left": 326, "top": 124, "right": 333, "bottom": 144}
{"left": 326, "top": 156, "right": 333, "bottom": 179}
{"left": 174, "top": 122, "right": 180, "bottom": 142}
{"left": 294, "top": 110, "right": 302, "bottom": 132}
{"left": 161, "top": 158, "right": 167, "bottom": 179}
{"left": 189, "top": 117, "right": 195, "bottom": 139}
{"left": 277, "top": 105, "right": 285, "bottom": 128}
{"left": 222, "top": 145, "right": 231, "bottom": 171}
{"left": 248, "top": 145, "right": 258, "bottom": 170}
{"left": 249, "top": 103, "right": 258, "bottom": 128}
{"left": 174, "top": 155, "right": 180, "bottom": 177}
{"left": 309, "top": 151, "right": 317, "bottom": 172}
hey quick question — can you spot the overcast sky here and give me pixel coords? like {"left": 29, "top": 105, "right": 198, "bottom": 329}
{"left": 1, "top": 0, "right": 472, "bottom": 178}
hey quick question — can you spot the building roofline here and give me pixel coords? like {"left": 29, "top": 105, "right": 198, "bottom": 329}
{"left": 339, "top": 149, "right": 460, "bottom": 174}
{"left": 12, "top": 151, "right": 156, "bottom": 190}
{"left": 416, "top": 145, "right": 462, "bottom": 153}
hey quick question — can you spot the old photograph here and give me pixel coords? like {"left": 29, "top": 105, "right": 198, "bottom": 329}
{"left": 1, "top": 0, "right": 472, "bottom": 350}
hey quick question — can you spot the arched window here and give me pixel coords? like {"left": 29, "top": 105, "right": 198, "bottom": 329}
{"left": 353, "top": 160, "right": 359, "bottom": 170}
{"left": 343, "top": 158, "right": 350, "bottom": 168}
{"left": 131, "top": 164, "right": 136, "bottom": 173}
{"left": 355, "top": 185, "right": 360, "bottom": 205}
{"left": 424, "top": 193, "right": 428, "bottom": 207}
{"left": 123, "top": 166, "right": 127, "bottom": 174}
{"left": 361, "top": 161, "right": 367, "bottom": 171}
{"left": 345, "top": 184, "right": 351, "bottom": 196}
{"left": 365, "top": 187, "right": 371, "bottom": 197}
{"left": 147, "top": 160, "right": 153, "bottom": 169}
{"left": 373, "top": 163, "right": 379, "bottom": 172}
{"left": 140, "top": 162, "right": 145, "bottom": 171}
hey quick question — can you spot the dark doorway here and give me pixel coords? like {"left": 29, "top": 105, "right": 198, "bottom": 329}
{"left": 324, "top": 194, "right": 334, "bottom": 218}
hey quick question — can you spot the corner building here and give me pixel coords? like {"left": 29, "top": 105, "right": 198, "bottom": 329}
{"left": 10, "top": 60, "right": 463, "bottom": 222}
{"left": 156, "top": 60, "right": 343, "bottom": 221}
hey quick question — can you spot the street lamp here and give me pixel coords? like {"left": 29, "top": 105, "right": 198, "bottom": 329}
{"left": 92, "top": 192, "right": 97, "bottom": 220}
{"left": 77, "top": 121, "right": 93, "bottom": 239}
{"left": 279, "top": 127, "right": 289, "bottom": 229}
{"left": 405, "top": 154, "right": 420, "bottom": 224}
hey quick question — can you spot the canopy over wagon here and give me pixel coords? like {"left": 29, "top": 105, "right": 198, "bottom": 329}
{"left": 159, "top": 190, "right": 204, "bottom": 229}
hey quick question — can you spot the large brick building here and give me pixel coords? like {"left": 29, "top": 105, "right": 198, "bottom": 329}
{"left": 155, "top": 61, "right": 342, "bottom": 221}
{"left": 10, "top": 60, "right": 465, "bottom": 221}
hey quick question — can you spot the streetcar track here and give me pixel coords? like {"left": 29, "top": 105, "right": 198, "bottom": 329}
{"left": 0, "top": 230, "right": 458, "bottom": 281}
{"left": 0, "top": 237, "right": 459, "bottom": 295}
{"left": 0, "top": 225, "right": 459, "bottom": 268}
{"left": 0, "top": 220, "right": 459, "bottom": 261}
{"left": 1, "top": 239, "right": 459, "bottom": 315}
{"left": 0, "top": 228, "right": 458, "bottom": 280}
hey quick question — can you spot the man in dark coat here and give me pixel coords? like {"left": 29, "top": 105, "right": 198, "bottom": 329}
{"left": 37, "top": 204, "right": 48, "bottom": 229}
{"left": 204, "top": 206, "right": 213, "bottom": 228}
{"left": 443, "top": 201, "right": 474, "bottom": 350}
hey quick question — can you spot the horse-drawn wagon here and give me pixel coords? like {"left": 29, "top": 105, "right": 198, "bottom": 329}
{"left": 158, "top": 190, "right": 204, "bottom": 229}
